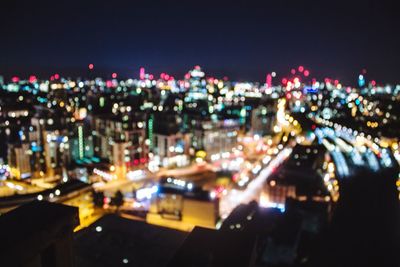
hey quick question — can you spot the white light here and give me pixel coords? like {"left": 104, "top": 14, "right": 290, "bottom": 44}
{"left": 209, "top": 191, "right": 216, "bottom": 199}
{"left": 122, "top": 258, "right": 129, "bottom": 264}
{"left": 127, "top": 170, "right": 145, "bottom": 181}
{"left": 37, "top": 194, "right": 43, "bottom": 201}
{"left": 55, "top": 189, "right": 61, "bottom": 196}
{"left": 187, "top": 183, "right": 193, "bottom": 190}
{"left": 95, "top": 226, "right": 102, "bottom": 232}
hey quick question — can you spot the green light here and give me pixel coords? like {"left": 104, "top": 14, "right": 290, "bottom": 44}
{"left": 148, "top": 115, "right": 154, "bottom": 149}
{"left": 99, "top": 97, "right": 105, "bottom": 107}
{"left": 240, "top": 107, "right": 246, "bottom": 118}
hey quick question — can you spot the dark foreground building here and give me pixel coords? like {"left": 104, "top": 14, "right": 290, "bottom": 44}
{"left": 0, "top": 201, "right": 79, "bottom": 267}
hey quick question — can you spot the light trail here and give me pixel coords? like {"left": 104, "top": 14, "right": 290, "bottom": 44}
{"left": 219, "top": 147, "right": 292, "bottom": 218}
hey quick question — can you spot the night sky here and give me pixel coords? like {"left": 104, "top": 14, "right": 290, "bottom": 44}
{"left": 1, "top": 0, "right": 399, "bottom": 84}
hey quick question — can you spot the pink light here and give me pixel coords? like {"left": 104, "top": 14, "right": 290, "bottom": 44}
{"left": 298, "top": 66, "right": 304, "bottom": 72}
{"left": 304, "top": 70, "right": 310, "bottom": 77}
{"left": 112, "top": 72, "right": 117, "bottom": 79}
{"left": 11, "top": 76, "right": 20, "bottom": 83}
{"left": 194, "top": 65, "right": 201, "bottom": 70}
{"left": 29, "top": 75, "right": 37, "bottom": 83}
{"left": 106, "top": 80, "right": 113, "bottom": 87}
{"left": 149, "top": 74, "right": 154, "bottom": 80}
{"left": 161, "top": 73, "right": 166, "bottom": 79}
{"left": 88, "top": 63, "right": 94, "bottom": 70}
{"left": 54, "top": 73, "right": 60, "bottom": 79}
{"left": 371, "top": 80, "right": 376, "bottom": 86}
{"left": 266, "top": 74, "right": 272, "bottom": 88}
{"left": 184, "top": 73, "right": 190, "bottom": 80}
{"left": 140, "top": 67, "right": 145, "bottom": 80}
{"left": 282, "top": 78, "right": 288, "bottom": 85}
{"left": 291, "top": 68, "right": 296, "bottom": 75}
{"left": 164, "top": 74, "right": 170, "bottom": 80}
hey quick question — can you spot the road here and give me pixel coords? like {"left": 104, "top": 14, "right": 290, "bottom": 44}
{"left": 219, "top": 146, "right": 293, "bottom": 219}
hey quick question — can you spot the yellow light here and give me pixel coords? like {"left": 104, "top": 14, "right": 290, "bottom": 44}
{"left": 195, "top": 150, "right": 207, "bottom": 158}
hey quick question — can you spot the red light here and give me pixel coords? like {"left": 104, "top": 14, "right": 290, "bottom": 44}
{"left": 149, "top": 74, "right": 154, "bottom": 80}
{"left": 140, "top": 158, "right": 146, "bottom": 163}
{"left": 29, "top": 75, "right": 37, "bottom": 83}
{"left": 312, "top": 124, "right": 317, "bottom": 130}
{"left": 11, "top": 76, "right": 20, "bottom": 83}
{"left": 164, "top": 74, "right": 170, "bottom": 80}
{"left": 88, "top": 63, "right": 94, "bottom": 70}
{"left": 286, "top": 93, "right": 292, "bottom": 99}
{"left": 371, "top": 80, "right": 376, "bottom": 86}
{"left": 298, "top": 66, "right": 304, "bottom": 72}
{"left": 112, "top": 72, "right": 117, "bottom": 79}
{"left": 282, "top": 78, "right": 288, "bottom": 85}
{"left": 304, "top": 70, "right": 310, "bottom": 77}
{"left": 133, "top": 159, "right": 139, "bottom": 165}
{"left": 54, "top": 74, "right": 60, "bottom": 79}
{"left": 291, "top": 68, "right": 296, "bottom": 75}
{"left": 161, "top": 73, "right": 166, "bottom": 79}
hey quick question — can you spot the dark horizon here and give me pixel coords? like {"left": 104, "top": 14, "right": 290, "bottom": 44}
{"left": 1, "top": 0, "right": 400, "bottom": 84}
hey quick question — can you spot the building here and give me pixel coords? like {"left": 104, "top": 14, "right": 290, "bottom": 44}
{"left": 0, "top": 201, "right": 79, "bottom": 267}
{"left": 250, "top": 99, "right": 277, "bottom": 136}
{"left": 8, "top": 142, "right": 32, "bottom": 179}
{"left": 92, "top": 113, "right": 147, "bottom": 177}
{"left": 260, "top": 144, "right": 331, "bottom": 212}
{"left": 190, "top": 118, "right": 240, "bottom": 161}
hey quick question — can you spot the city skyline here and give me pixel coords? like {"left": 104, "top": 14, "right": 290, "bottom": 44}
{"left": 1, "top": 1, "right": 399, "bottom": 266}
